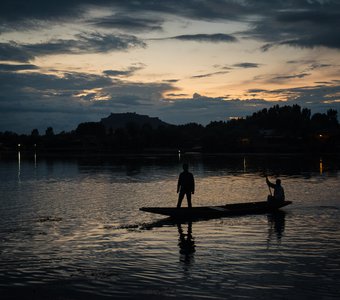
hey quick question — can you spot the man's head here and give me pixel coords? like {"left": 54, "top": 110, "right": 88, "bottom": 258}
{"left": 276, "top": 179, "right": 281, "bottom": 185}
{"left": 183, "top": 163, "right": 189, "bottom": 171}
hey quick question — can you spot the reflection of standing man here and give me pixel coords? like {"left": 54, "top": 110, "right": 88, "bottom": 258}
{"left": 177, "top": 163, "right": 195, "bottom": 208}
{"left": 177, "top": 222, "right": 195, "bottom": 265}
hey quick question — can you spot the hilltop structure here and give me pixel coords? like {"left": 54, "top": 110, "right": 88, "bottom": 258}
{"left": 100, "top": 112, "right": 169, "bottom": 132}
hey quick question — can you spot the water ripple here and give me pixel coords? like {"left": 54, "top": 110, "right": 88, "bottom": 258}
{"left": 1, "top": 156, "right": 340, "bottom": 299}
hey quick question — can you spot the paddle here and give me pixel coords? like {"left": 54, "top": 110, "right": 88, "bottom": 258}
{"left": 265, "top": 175, "right": 272, "bottom": 196}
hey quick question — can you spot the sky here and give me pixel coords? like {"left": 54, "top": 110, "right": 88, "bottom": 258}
{"left": 0, "top": 0, "right": 340, "bottom": 134}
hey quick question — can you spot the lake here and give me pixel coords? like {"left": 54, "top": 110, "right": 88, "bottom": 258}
{"left": 1, "top": 153, "right": 340, "bottom": 299}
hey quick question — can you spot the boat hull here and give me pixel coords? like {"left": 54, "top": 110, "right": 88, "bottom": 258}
{"left": 140, "top": 201, "right": 292, "bottom": 219}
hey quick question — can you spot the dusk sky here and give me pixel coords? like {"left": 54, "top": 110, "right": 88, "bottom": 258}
{"left": 1, "top": 0, "right": 340, "bottom": 133}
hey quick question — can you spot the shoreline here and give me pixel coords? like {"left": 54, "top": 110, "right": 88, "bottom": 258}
{"left": 1, "top": 149, "right": 339, "bottom": 160}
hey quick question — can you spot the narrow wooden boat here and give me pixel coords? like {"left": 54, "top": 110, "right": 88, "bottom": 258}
{"left": 140, "top": 200, "right": 292, "bottom": 219}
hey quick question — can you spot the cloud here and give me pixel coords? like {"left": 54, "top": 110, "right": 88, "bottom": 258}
{"left": 271, "top": 73, "right": 311, "bottom": 82}
{"left": 247, "top": 89, "right": 267, "bottom": 94}
{"left": 0, "top": 1, "right": 247, "bottom": 27}
{"left": 166, "top": 93, "right": 189, "bottom": 97}
{"left": 102, "top": 82, "right": 174, "bottom": 104}
{"left": 163, "top": 79, "right": 180, "bottom": 83}
{"left": 0, "top": 68, "right": 174, "bottom": 133}
{"left": 278, "top": 84, "right": 340, "bottom": 106}
{"left": 193, "top": 61, "right": 263, "bottom": 80}
{"left": 91, "top": 14, "right": 163, "bottom": 32}
{"left": 274, "top": 9, "right": 340, "bottom": 49}
{"left": 245, "top": 82, "right": 340, "bottom": 112}
{"left": 103, "top": 64, "right": 145, "bottom": 78}
{"left": 170, "top": 33, "right": 237, "bottom": 43}
{"left": 191, "top": 71, "right": 229, "bottom": 79}
{"left": 0, "top": 70, "right": 112, "bottom": 107}
{"left": 0, "top": 63, "right": 39, "bottom": 71}
{"left": 159, "top": 81, "right": 340, "bottom": 125}
{"left": 24, "top": 32, "right": 146, "bottom": 56}
{"left": 252, "top": 72, "right": 312, "bottom": 85}
{"left": 233, "top": 62, "right": 261, "bottom": 69}
{"left": 245, "top": 88, "right": 268, "bottom": 97}
{"left": 248, "top": 3, "right": 340, "bottom": 50}
{"left": 279, "top": 36, "right": 340, "bottom": 50}
{"left": 0, "top": 43, "right": 34, "bottom": 62}
{"left": 308, "top": 63, "right": 332, "bottom": 70}
{"left": 0, "top": 0, "right": 87, "bottom": 25}
{"left": 1, "top": 1, "right": 339, "bottom": 51}
{"left": 0, "top": 67, "right": 250, "bottom": 132}
{"left": 103, "top": 70, "right": 134, "bottom": 77}
{"left": 158, "top": 94, "right": 271, "bottom": 125}
{"left": 1, "top": 1, "right": 339, "bottom": 133}
{"left": 1, "top": 65, "right": 340, "bottom": 133}
{"left": 286, "top": 60, "right": 332, "bottom": 70}
{"left": 0, "top": 32, "right": 146, "bottom": 62}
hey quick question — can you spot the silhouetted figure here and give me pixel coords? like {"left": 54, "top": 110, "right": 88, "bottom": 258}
{"left": 266, "top": 176, "right": 285, "bottom": 203}
{"left": 177, "top": 163, "right": 195, "bottom": 208}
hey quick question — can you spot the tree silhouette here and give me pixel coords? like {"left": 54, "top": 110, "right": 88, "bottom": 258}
{"left": 45, "top": 127, "right": 54, "bottom": 136}
{"left": 0, "top": 105, "right": 339, "bottom": 154}
{"left": 31, "top": 129, "right": 39, "bottom": 137}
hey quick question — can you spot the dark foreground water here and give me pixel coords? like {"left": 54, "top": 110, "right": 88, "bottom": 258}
{"left": 0, "top": 153, "right": 340, "bottom": 299}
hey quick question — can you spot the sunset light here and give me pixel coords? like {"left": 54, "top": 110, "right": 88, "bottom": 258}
{"left": 0, "top": 1, "right": 339, "bottom": 134}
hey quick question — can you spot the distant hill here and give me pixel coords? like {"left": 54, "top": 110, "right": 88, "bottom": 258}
{"left": 100, "top": 112, "right": 170, "bottom": 130}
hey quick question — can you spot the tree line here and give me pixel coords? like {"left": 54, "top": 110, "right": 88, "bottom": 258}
{"left": 1, "top": 104, "right": 339, "bottom": 154}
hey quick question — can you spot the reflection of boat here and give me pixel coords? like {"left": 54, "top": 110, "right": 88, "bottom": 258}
{"left": 140, "top": 201, "right": 292, "bottom": 220}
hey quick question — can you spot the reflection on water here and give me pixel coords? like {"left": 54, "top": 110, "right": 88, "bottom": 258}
{"left": 17, "top": 150, "right": 21, "bottom": 182}
{"left": 1, "top": 154, "right": 340, "bottom": 299}
{"left": 34, "top": 151, "right": 37, "bottom": 169}
{"left": 177, "top": 222, "right": 196, "bottom": 266}
{"left": 267, "top": 211, "right": 286, "bottom": 244}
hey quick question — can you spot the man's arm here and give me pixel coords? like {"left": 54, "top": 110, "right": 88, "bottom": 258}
{"left": 191, "top": 174, "right": 195, "bottom": 194}
{"left": 266, "top": 177, "right": 275, "bottom": 188}
{"left": 177, "top": 174, "right": 181, "bottom": 193}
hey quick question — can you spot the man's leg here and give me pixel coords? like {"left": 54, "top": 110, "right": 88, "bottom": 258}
{"left": 177, "top": 191, "right": 185, "bottom": 208}
{"left": 186, "top": 192, "right": 192, "bottom": 208}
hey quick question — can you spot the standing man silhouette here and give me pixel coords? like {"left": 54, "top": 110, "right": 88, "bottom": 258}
{"left": 177, "top": 163, "right": 195, "bottom": 208}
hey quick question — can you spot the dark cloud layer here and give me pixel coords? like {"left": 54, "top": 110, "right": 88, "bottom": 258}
{"left": 272, "top": 73, "right": 311, "bottom": 82}
{"left": 0, "top": 33, "right": 145, "bottom": 63}
{"left": 0, "top": 1, "right": 246, "bottom": 24}
{"left": 233, "top": 63, "right": 260, "bottom": 69}
{"left": 91, "top": 14, "right": 163, "bottom": 32}
{"left": 0, "top": 43, "right": 34, "bottom": 63}
{"left": 191, "top": 71, "right": 229, "bottom": 79}
{"left": 250, "top": 3, "right": 340, "bottom": 50}
{"left": 171, "top": 34, "right": 237, "bottom": 43}
{"left": 103, "top": 64, "right": 145, "bottom": 78}
{"left": 25, "top": 33, "right": 145, "bottom": 57}
{"left": 0, "top": 63, "right": 39, "bottom": 71}
{"left": 1, "top": 1, "right": 339, "bottom": 50}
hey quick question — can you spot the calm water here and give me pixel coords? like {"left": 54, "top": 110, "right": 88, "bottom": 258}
{"left": 1, "top": 153, "right": 340, "bottom": 299}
